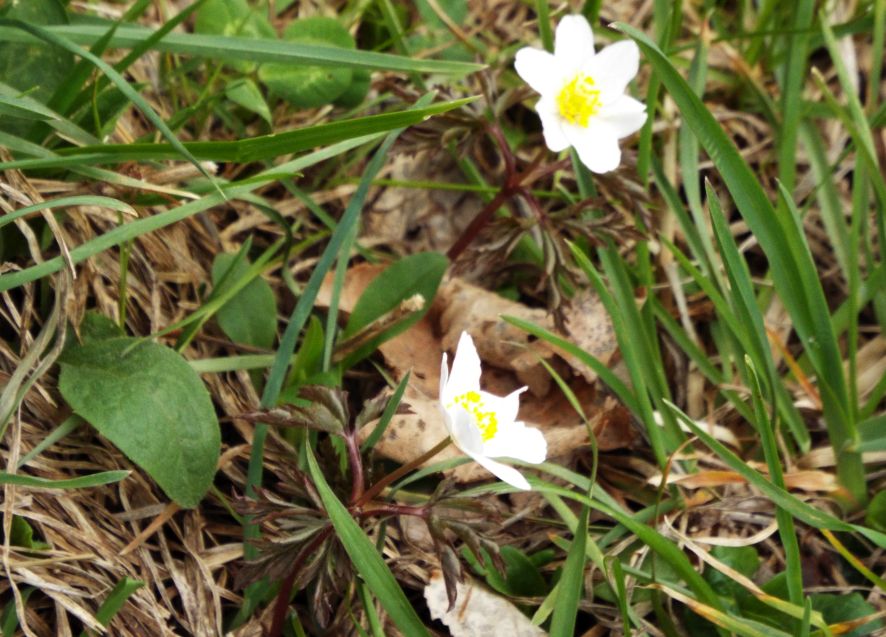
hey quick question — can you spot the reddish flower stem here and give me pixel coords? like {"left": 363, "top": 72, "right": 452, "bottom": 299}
{"left": 345, "top": 431, "right": 364, "bottom": 504}
{"left": 267, "top": 525, "right": 333, "bottom": 637}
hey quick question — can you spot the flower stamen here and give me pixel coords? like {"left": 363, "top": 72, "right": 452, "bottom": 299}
{"left": 449, "top": 390, "right": 499, "bottom": 441}
{"left": 556, "top": 73, "right": 601, "bottom": 127}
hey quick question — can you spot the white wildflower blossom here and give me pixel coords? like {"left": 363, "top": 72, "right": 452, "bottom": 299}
{"left": 515, "top": 15, "right": 647, "bottom": 173}
{"left": 439, "top": 331, "right": 547, "bottom": 490}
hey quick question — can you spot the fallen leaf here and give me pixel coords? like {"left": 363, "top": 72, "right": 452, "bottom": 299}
{"left": 424, "top": 570, "right": 547, "bottom": 637}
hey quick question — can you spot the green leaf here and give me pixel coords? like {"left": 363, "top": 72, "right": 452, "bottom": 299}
{"left": 0, "top": 470, "right": 130, "bottom": 489}
{"left": 665, "top": 400, "right": 886, "bottom": 549}
{"left": 341, "top": 252, "right": 447, "bottom": 366}
{"left": 78, "top": 310, "right": 125, "bottom": 343}
{"left": 225, "top": 78, "right": 272, "bottom": 124}
{"left": 90, "top": 577, "right": 145, "bottom": 632}
{"left": 58, "top": 338, "right": 220, "bottom": 508}
{"left": 304, "top": 445, "right": 431, "bottom": 636}
{"left": 195, "top": 0, "right": 274, "bottom": 38}
{"left": 334, "top": 69, "right": 371, "bottom": 108}
{"left": 615, "top": 21, "right": 863, "bottom": 504}
{"left": 194, "top": 0, "right": 274, "bottom": 72}
{"left": 0, "top": 22, "right": 484, "bottom": 75}
{"left": 212, "top": 252, "right": 277, "bottom": 349}
{"left": 809, "top": 593, "right": 883, "bottom": 637}
{"left": 0, "top": 0, "right": 72, "bottom": 106}
{"left": 866, "top": 491, "right": 886, "bottom": 532}
{"left": 703, "top": 546, "right": 760, "bottom": 599}
{"left": 550, "top": 506, "right": 588, "bottom": 637}
{"left": 259, "top": 16, "right": 354, "bottom": 107}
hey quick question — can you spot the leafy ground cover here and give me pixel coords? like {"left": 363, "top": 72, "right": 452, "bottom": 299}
{"left": 0, "top": 0, "right": 884, "bottom": 635}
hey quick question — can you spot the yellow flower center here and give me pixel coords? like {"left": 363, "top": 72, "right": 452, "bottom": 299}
{"left": 450, "top": 390, "right": 498, "bottom": 441}
{"left": 556, "top": 73, "right": 602, "bottom": 127}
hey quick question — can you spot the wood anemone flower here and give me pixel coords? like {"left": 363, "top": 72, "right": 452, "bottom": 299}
{"left": 515, "top": 14, "right": 647, "bottom": 173}
{"left": 439, "top": 331, "right": 547, "bottom": 490}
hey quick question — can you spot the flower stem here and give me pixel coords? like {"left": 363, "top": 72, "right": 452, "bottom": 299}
{"left": 356, "top": 437, "right": 452, "bottom": 506}
{"left": 345, "top": 431, "right": 364, "bottom": 504}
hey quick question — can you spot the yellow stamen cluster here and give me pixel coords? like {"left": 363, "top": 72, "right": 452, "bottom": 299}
{"left": 450, "top": 390, "right": 499, "bottom": 441}
{"left": 556, "top": 73, "right": 602, "bottom": 127}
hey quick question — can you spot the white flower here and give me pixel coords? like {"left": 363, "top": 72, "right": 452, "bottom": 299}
{"left": 439, "top": 331, "right": 547, "bottom": 490}
{"left": 515, "top": 15, "right": 647, "bottom": 173}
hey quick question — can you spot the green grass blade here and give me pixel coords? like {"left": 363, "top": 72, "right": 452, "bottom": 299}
{"left": 0, "top": 19, "right": 217, "bottom": 189}
{"left": 775, "top": 0, "right": 814, "bottom": 193}
{"left": 305, "top": 445, "right": 430, "bottom": 636}
{"left": 0, "top": 134, "right": 381, "bottom": 292}
{"left": 0, "top": 23, "right": 483, "bottom": 74}
{"left": 549, "top": 504, "right": 588, "bottom": 637}
{"left": 0, "top": 98, "right": 474, "bottom": 169}
{"left": 745, "top": 357, "right": 803, "bottom": 612}
{"left": 0, "top": 470, "right": 130, "bottom": 489}
{"left": 616, "top": 22, "right": 863, "bottom": 503}
{"left": 0, "top": 195, "right": 134, "bottom": 231}
{"left": 361, "top": 372, "right": 410, "bottom": 452}
{"left": 85, "top": 577, "right": 144, "bottom": 634}
{"left": 664, "top": 399, "right": 886, "bottom": 548}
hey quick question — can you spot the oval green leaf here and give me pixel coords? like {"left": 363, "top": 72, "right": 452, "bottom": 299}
{"left": 58, "top": 337, "right": 220, "bottom": 508}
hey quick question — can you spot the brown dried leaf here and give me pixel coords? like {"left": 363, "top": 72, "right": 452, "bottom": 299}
{"left": 424, "top": 570, "right": 547, "bottom": 637}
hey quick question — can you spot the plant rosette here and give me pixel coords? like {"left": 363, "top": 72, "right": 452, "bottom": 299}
{"left": 515, "top": 14, "right": 647, "bottom": 173}
{"left": 439, "top": 331, "right": 547, "bottom": 490}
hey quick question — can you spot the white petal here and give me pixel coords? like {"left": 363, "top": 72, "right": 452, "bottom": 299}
{"left": 514, "top": 47, "right": 558, "bottom": 95}
{"left": 467, "top": 450, "right": 531, "bottom": 490}
{"left": 439, "top": 353, "right": 449, "bottom": 403}
{"left": 555, "top": 15, "right": 595, "bottom": 66}
{"left": 478, "top": 387, "right": 525, "bottom": 427}
{"left": 442, "top": 331, "right": 481, "bottom": 404}
{"left": 536, "top": 96, "right": 571, "bottom": 152}
{"left": 482, "top": 421, "right": 547, "bottom": 464}
{"left": 569, "top": 122, "right": 622, "bottom": 173}
{"left": 446, "top": 405, "right": 483, "bottom": 454}
{"left": 586, "top": 40, "right": 640, "bottom": 97}
{"left": 598, "top": 95, "right": 647, "bottom": 138}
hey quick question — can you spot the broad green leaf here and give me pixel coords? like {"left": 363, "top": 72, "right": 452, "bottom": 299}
{"left": 304, "top": 445, "right": 431, "bottom": 636}
{"left": 259, "top": 16, "right": 354, "bottom": 107}
{"left": 79, "top": 310, "right": 125, "bottom": 343}
{"left": 225, "top": 78, "right": 272, "bottom": 124}
{"left": 212, "top": 252, "right": 277, "bottom": 349}
{"left": 58, "top": 338, "right": 220, "bottom": 508}
{"left": 0, "top": 0, "right": 72, "bottom": 105}
{"left": 195, "top": 0, "right": 274, "bottom": 72}
{"left": 341, "top": 252, "right": 447, "bottom": 366}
